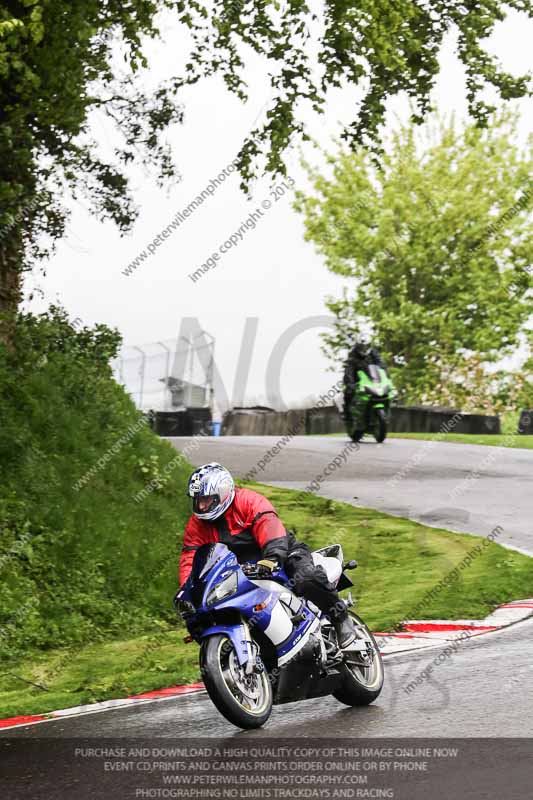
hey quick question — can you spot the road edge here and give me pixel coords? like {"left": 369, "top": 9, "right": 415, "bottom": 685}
{"left": 2, "top": 598, "right": 532, "bottom": 732}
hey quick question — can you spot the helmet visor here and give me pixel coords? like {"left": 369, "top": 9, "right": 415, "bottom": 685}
{"left": 193, "top": 494, "right": 220, "bottom": 515}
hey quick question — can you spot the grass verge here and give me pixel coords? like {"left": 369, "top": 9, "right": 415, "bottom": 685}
{"left": 312, "top": 432, "right": 533, "bottom": 448}
{"left": 2, "top": 482, "right": 532, "bottom": 719}
{"left": 388, "top": 433, "right": 533, "bottom": 448}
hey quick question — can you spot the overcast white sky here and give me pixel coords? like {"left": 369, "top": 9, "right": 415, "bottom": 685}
{"left": 23, "top": 8, "right": 533, "bottom": 411}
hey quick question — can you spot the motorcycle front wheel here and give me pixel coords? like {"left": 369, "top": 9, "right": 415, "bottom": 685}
{"left": 344, "top": 401, "right": 364, "bottom": 443}
{"left": 200, "top": 634, "right": 273, "bottom": 729}
{"left": 333, "top": 613, "right": 384, "bottom": 706}
{"left": 373, "top": 408, "right": 387, "bottom": 443}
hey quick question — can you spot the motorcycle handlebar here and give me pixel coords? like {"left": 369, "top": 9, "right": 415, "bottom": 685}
{"left": 241, "top": 562, "right": 278, "bottom": 578}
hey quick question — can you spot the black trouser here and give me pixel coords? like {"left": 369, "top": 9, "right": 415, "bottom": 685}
{"left": 285, "top": 545, "right": 347, "bottom": 622}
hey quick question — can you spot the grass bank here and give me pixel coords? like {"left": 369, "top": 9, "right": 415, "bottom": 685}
{"left": 388, "top": 432, "right": 533, "bottom": 448}
{"left": 314, "top": 432, "right": 533, "bottom": 448}
{"left": 0, "top": 308, "right": 194, "bottom": 715}
{"left": 3, "top": 482, "right": 533, "bottom": 719}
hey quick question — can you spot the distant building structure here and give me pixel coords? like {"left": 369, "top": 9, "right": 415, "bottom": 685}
{"left": 163, "top": 377, "right": 208, "bottom": 409}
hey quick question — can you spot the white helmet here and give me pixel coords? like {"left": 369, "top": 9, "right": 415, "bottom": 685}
{"left": 187, "top": 462, "right": 235, "bottom": 521}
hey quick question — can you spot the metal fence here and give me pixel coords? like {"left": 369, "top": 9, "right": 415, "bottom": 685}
{"left": 111, "top": 334, "right": 215, "bottom": 413}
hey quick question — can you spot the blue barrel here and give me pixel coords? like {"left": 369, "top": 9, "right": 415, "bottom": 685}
{"left": 212, "top": 421, "right": 222, "bottom": 436}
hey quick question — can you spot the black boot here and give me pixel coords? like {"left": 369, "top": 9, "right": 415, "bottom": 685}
{"left": 333, "top": 614, "right": 356, "bottom": 649}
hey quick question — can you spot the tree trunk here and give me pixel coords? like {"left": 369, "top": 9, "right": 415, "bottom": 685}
{"left": 0, "top": 230, "right": 23, "bottom": 348}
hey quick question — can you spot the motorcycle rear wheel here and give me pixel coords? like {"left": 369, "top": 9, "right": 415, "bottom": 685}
{"left": 333, "top": 613, "right": 384, "bottom": 706}
{"left": 200, "top": 634, "right": 273, "bottom": 729}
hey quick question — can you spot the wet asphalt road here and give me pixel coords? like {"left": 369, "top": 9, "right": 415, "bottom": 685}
{"left": 2, "top": 620, "right": 533, "bottom": 798}
{"left": 3, "top": 618, "right": 533, "bottom": 740}
{"left": 167, "top": 435, "right": 533, "bottom": 554}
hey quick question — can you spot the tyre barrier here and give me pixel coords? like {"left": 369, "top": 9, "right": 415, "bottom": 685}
{"left": 518, "top": 409, "right": 533, "bottom": 434}
{"left": 150, "top": 408, "right": 212, "bottom": 436}
{"left": 221, "top": 405, "right": 501, "bottom": 436}
{"left": 389, "top": 405, "right": 501, "bottom": 435}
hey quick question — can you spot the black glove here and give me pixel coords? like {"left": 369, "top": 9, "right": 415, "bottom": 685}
{"left": 173, "top": 588, "right": 194, "bottom": 618}
{"left": 173, "top": 589, "right": 182, "bottom": 610}
{"left": 256, "top": 558, "right": 279, "bottom": 577}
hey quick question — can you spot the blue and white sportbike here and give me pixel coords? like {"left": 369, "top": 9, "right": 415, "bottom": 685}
{"left": 175, "top": 542, "right": 384, "bottom": 729}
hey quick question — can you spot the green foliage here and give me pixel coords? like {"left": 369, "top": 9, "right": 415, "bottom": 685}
{"left": 178, "top": 1, "right": 533, "bottom": 185}
{"left": 295, "top": 113, "right": 533, "bottom": 409}
{"left": 430, "top": 346, "right": 533, "bottom": 413}
{"left": 0, "top": 0, "right": 183, "bottom": 312}
{"left": 0, "top": 308, "right": 191, "bottom": 659}
{"left": 135, "top": 454, "right": 165, "bottom": 486}
{"left": 3, "top": 2, "right": 533, "bottom": 312}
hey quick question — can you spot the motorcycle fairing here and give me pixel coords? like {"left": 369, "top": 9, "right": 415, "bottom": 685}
{"left": 182, "top": 544, "right": 322, "bottom": 671}
{"left": 356, "top": 366, "right": 395, "bottom": 399}
{"left": 198, "top": 622, "right": 252, "bottom": 667}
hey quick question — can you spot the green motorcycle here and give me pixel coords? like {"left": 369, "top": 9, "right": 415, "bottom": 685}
{"left": 344, "top": 365, "right": 395, "bottom": 443}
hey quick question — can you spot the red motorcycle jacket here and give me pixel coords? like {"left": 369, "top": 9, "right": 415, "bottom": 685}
{"left": 179, "top": 487, "right": 294, "bottom": 585}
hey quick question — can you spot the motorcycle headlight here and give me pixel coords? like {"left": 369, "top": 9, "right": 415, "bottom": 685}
{"left": 205, "top": 573, "right": 238, "bottom": 607}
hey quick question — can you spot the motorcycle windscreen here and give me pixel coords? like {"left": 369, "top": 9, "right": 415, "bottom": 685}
{"left": 191, "top": 542, "right": 229, "bottom": 581}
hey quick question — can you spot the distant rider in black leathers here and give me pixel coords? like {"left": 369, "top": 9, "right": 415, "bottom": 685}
{"left": 343, "top": 341, "right": 386, "bottom": 420}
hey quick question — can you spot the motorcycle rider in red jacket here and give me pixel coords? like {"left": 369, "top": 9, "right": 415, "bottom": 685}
{"left": 179, "top": 462, "right": 356, "bottom": 648}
